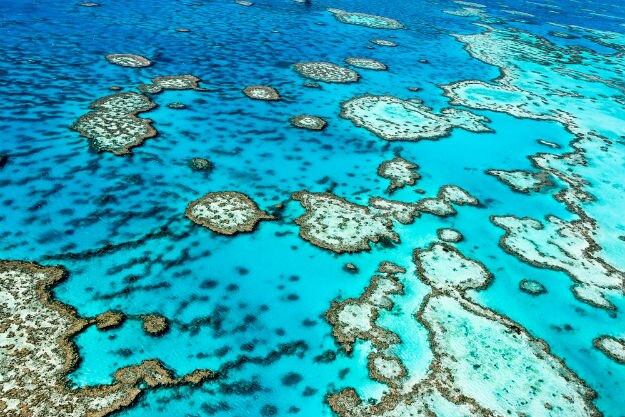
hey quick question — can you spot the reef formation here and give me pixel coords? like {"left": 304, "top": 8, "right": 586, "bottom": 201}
{"left": 0, "top": 261, "right": 212, "bottom": 417}
{"left": 344, "top": 58, "right": 387, "bottom": 71}
{"left": 242, "top": 85, "right": 281, "bottom": 101}
{"left": 416, "top": 184, "right": 480, "bottom": 217}
{"left": 327, "top": 244, "right": 600, "bottom": 417}
{"left": 186, "top": 191, "right": 273, "bottom": 235}
{"left": 327, "top": 8, "right": 404, "bottom": 30}
{"left": 289, "top": 115, "right": 327, "bottom": 131}
{"left": 487, "top": 169, "right": 554, "bottom": 193}
{"left": 439, "top": 21, "right": 625, "bottom": 308}
{"left": 293, "top": 62, "right": 359, "bottom": 83}
{"left": 341, "top": 95, "right": 492, "bottom": 141}
{"left": 105, "top": 54, "right": 151, "bottom": 68}
{"left": 377, "top": 156, "right": 420, "bottom": 194}
{"left": 71, "top": 92, "right": 156, "bottom": 155}
{"left": 138, "top": 75, "right": 205, "bottom": 94}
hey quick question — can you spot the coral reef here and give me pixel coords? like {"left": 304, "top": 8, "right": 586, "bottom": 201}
{"left": 519, "top": 279, "right": 547, "bottom": 295}
{"left": 437, "top": 227, "right": 463, "bottom": 242}
{"left": 327, "top": 8, "right": 404, "bottom": 29}
{"left": 242, "top": 85, "right": 281, "bottom": 101}
{"left": 289, "top": 115, "right": 327, "bottom": 130}
{"left": 94, "top": 310, "right": 126, "bottom": 330}
{"left": 370, "top": 39, "right": 397, "bottom": 47}
{"left": 492, "top": 215, "right": 624, "bottom": 309}
{"left": 138, "top": 75, "right": 205, "bottom": 94}
{"left": 325, "top": 262, "right": 405, "bottom": 353}
{"left": 416, "top": 184, "right": 480, "bottom": 216}
{"left": 186, "top": 191, "right": 273, "bottom": 235}
{"left": 341, "top": 95, "right": 491, "bottom": 141}
{"left": 188, "top": 157, "right": 213, "bottom": 171}
{"left": 487, "top": 169, "right": 554, "bottom": 193}
{"left": 0, "top": 261, "right": 213, "bottom": 417}
{"left": 327, "top": 244, "right": 600, "bottom": 417}
{"left": 141, "top": 313, "right": 170, "bottom": 336}
{"left": 292, "top": 62, "right": 359, "bottom": 83}
{"left": 593, "top": 336, "right": 625, "bottom": 364}
{"left": 105, "top": 54, "right": 151, "bottom": 68}
{"left": 344, "top": 58, "right": 387, "bottom": 70}
{"left": 377, "top": 156, "right": 420, "bottom": 193}
{"left": 71, "top": 92, "right": 156, "bottom": 155}
{"left": 292, "top": 192, "right": 398, "bottom": 253}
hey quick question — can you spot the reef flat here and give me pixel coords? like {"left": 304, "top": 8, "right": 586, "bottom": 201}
{"left": 487, "top": 169, "right": 554, "bottom": 193}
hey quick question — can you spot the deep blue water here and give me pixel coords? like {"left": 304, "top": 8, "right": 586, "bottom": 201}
{"left": 1, "top": 0, "right": 625, "bottom": 416}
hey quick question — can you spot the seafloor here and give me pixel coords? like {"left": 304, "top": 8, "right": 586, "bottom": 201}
{"left": 1, "top": 0, "right": 625, "bottom": 416}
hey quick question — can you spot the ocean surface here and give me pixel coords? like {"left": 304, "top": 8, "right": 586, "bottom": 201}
{"left": 1, "top": 0, "right": 625, "bottom": 416}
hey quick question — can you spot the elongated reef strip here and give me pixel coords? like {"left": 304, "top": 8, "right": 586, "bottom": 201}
{"left": 105, "top": 54, "right": 151, "bottom": 68}
{"left": 138, "top": 75, "right": 206, "bottom": 94}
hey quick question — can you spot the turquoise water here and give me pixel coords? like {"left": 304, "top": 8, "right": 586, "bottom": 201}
{"left": 1, "top": 0, "right": 625, "bottom": 415}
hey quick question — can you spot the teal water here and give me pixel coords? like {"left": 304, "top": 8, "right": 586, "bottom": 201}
{"left": 1, "top": 0, "right": 625, "bottom": 415}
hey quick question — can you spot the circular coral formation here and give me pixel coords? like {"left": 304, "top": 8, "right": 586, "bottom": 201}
{"left": 293, "top": 62, "right": 359, "bottom": 83}
{"left": 345, "top": 58, "right": 387, "bottom": 71}
{"left": 94, "top": 310, "right": 126, "bottom": 330}
{"left": 141, "top": 314, "right": 169, "bottom": 336}
{"left": 327, "top": 8, "right": 404, "bottom": 29}
{"left": 105, "top": 54, "right": 152, "bottom": 68}
{"left": 437, "top": 228, "right": 463, "bottom": 242}
{"left": 188, "top": 157, "right": 213, "bottom": 171}
{"left": 519, "top": 279, "right": 547, "bottom": 295}
{"left": 242, "top": 85, "right": 281, "bottom": 101}
{"left": 186, "top": 191, "right": 273, "bottom": 235}
{"left": 289, "top": 115, "right": 327, "bottom": 130}
{"left": 370, "top": 39, "right": 397, "bottom": 47}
